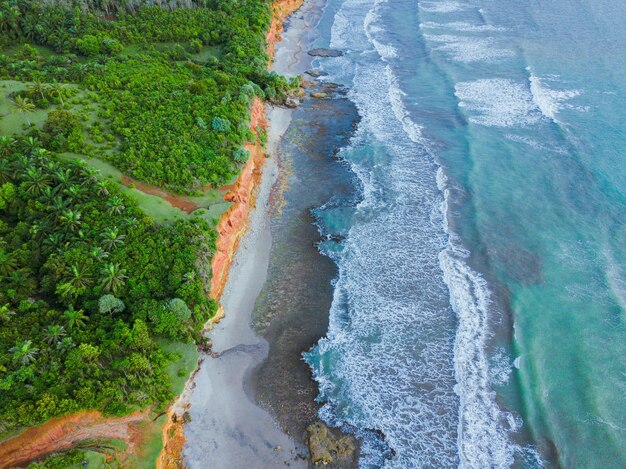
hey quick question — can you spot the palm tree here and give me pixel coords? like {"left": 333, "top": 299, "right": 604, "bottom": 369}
{"left": 45, "top": 325, "right": 66, "bottom": 345}
{"left": 11, "top": 154, "right": 31, "bottom": 178}
{"left": 48, "top": 82, "right": 66, "bottom": 106}
{"left": 24, "top": 137, "right": 42, "bottom": 156}
{"left": 96, "top": 181, "right": 110, "bottom": 197}
{"left": 106, "top": 196, "right": 125, "bottom": 215}
{"left": 51, "top": 195, "right": 69, "bottom": 214}
{"left": 23, "top": 167, "right": 51, "bottom": 195}
{"left": 65, "top": 183, "right": 86, "bottom": 201}
{"left": 89, "top": 246, "right": 109, "bottom": 261}
{"left": 29, "top": 79, "right": 49, "bottom": 101}
{"left": 99, "top": 263, "right": 128, "bottom": 294}
{"left": 59, "top": 263, "right": 93, "bottom": 297}
{"left": 53, "top": 168, "right": 73, "bottom": 190}
{"left": 63, "top": 305, "right": 88, "bottom": 330}
{"left": 0, "top": 249, "right": 19, "bottom": 276}
{"left": 0, "top": 6, "right": 21, "bottom": 39}
{"left": 60, "top": 209, "right": 82, "bottom": 231}
{"left": 7, "top": 269, "right": 36, "bottom": 297}
{"left": 10, "top": 340, "right": 39, "bottom": 365}
{"left": 79, "top": 166, "right": 99, "bottom": 186}
{"left": 30, "top": 219, "right": 52, "bottom": 241}
{"left": 11, "top": 96, "right": 36, "bottom": 126}
{"left": 44, "top": 232, "right": 65, "bottom": 251}
{"left": 101, "top": 227, "right": 125, "bottom": 251}
{"left": 0, "top": 136, "right": 14, "bottom": 158}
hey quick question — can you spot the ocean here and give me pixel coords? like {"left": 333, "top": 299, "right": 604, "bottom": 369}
{"left": 302, "top": 0, "right": 626, "bottom": 467}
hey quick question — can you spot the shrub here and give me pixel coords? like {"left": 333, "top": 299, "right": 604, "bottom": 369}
{"left": 102, "top": 38, "right": 123, "bottom": 55}
{"left": 167, "top": 298, "right": 192, "bottom": 322}
{"left": 98, "top": 294, "right": 126, "bottom": 315}
{"left": 43, "top": 110, "right": 82, "bottom": 151}
{"left": 211, "top": 117, "right": 231, "bottom": 133}
{"left": 76, "top": 35, "right": 101, "bottom": 57}
{"left": 189, "top": 38, "right": 202, "bottom": 53}
{"left": 233, "top": 148, "right": 249, "bottom": 163}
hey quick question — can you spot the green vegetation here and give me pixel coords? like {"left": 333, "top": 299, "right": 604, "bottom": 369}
{"left": 0, "top": 0, "right": 294, "bottom": 461}
{"left": 0, "top": 0, "right": 297, "bottom": 192}
{"left": 0, "top": 137, "right": 216, "bottom": 434}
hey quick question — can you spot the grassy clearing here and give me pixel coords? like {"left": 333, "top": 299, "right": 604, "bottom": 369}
{"left": 125, "top": 340, "right": 198, "bottom": 469}
{"left": 58, "top": 153, "right": 231, "bottom": 226}
{"left": 159, "top": 339, "right": 200, "bottom": 396}
{"left": 0, "top": 79, "right": 117, "bottom": 156}
{"left": 0, "top": 80, "right": 50, "bottom": 134}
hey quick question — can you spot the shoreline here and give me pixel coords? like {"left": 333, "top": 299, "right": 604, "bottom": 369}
{"left": 0, "top": 2, "right": 307, "bottom": 468}
{"left": 163, "top": 0, "right": 309, "bottom": 467}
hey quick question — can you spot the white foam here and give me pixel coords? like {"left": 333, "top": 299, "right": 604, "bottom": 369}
{"left": 419, "top": 1, "right": 468, "bottom": 13}
{"left": 423, "top": 34, "right": 514, "bottom": 63}
{"left": 312, "top": 0, "right": 531, "bottom": 467}
{"left": 528, "top": 72, "right": 583, "bottom": 123}
{"left": 420, "top": 21, "right": 507, "bottom": 32}
{"left": 455, "top": 78, "right": 543, "bottom": 127}
{"left": 386, "top": 66, "right": 425, "bottom": 144}
{"left": 364, "top": 0, "right": 398, "bottom": 59}
{"left": 439, "top": 243, "right": 520, "bottom": 468}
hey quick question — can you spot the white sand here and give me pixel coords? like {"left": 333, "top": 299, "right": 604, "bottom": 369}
{"left": 182, "top": 1, "right": 326, "bottom": 466}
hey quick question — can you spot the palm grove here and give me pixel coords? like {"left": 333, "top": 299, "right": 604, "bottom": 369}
{"left": 0, "top": 0, "right": 294, "bottom": 438}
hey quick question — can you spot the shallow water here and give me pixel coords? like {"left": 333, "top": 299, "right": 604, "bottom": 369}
{"left": 303, "top": 0, "right": 626, "bottom": 467}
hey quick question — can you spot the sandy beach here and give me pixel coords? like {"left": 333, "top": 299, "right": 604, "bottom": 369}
{"left": 182, "top": 2, "right": 322, "bottom": 466}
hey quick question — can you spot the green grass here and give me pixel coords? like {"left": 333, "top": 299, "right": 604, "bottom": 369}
{"left": 58, "top": 153, "right": 232, "bottom": 226}
{"left": 159, "top": 339, "right": 199, "bottom": 396}
{"left": 0, "top": 80, "right": 50, "bottom": 134}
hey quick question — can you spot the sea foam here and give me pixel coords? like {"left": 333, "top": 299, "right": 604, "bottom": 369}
{"left": 528, "top": 72, "right": 583, "bottom": 123}
{"left": 455, "top": 78, "right": 544, "bottom": 127}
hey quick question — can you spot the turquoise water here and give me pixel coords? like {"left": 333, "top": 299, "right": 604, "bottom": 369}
{"left": 304, "top": 0, "right": 626, "bottom": 467}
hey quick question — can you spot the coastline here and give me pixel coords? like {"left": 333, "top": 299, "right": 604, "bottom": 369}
{"left": 160, "top": 0, "right": 307, "bottom": 467}
{"left": 0, "top": 2, "right": 305, "bottom": 468}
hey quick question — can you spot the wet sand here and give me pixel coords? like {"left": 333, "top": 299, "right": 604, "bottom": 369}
{"left": 182, "top": 2, "right": 321, "bottom": 467}
{"left": 182, "top": 104, "right": 307, "bottom": 468}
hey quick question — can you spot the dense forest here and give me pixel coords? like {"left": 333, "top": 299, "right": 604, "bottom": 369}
{"left": 1, "top": 0, "right": 293, "bottom": 192}
{"left": 0, "top": 137, "right": 215, "bottom": 430}
{"left": 0, "top": 0, "right": 290, "bottom": 462}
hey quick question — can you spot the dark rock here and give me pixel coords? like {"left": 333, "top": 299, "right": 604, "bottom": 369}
{"left": 305, "top": 69, "right": 324, "bottom": 78}
{"left": 308, "top": 48, "right": 344, "bottom": 58}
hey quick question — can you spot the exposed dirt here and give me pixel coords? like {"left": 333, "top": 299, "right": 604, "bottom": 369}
{"left": 120, "top": 176, "right": 200, "bottom": 213}
{"left": 0, "top": 2, "right": 305, "bottom": 468}
{"left": 157, "top": 1, "right": 304, "bottom": 467}
{"left": 0, "top": 410, "right": 148, "bottom": 469}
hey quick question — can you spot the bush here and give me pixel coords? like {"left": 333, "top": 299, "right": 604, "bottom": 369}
{"left": 211, "top": 117, "right": 231, "bottom": 133}
{"left": 43, "top": 110, "right": 82, "bottom": 151}
{"left": 98, "top": 294, "right": 126, "bottom": 315}
{"left": 76, "top": 35, "right": 101, "bottom": 56}
{"left": 102, "top": 38, "right": 123, "bottom": 55}
{"left": 233, "top": 148, "right": 249, "bottom": 163}
{"left": 167, "top": 298, "right": 192, "bottom": 322}
{"left": 189, "top": 38, "right": 202, "bottom": 53}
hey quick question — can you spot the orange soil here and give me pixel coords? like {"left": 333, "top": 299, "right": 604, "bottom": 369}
{"left": 0, "top": 410, "right": 148, "bottom": 469}
{"left": 120, "top": 176, "right": 200, "bottom": 213}
{"left": 0, "top": 2, "right": 304, "bottom": 468}
{"left": 157, "top": 1, "right": 304, "bottom": 467}
{"left": 208, "top": 98, "right": 268, "bottom": 301}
